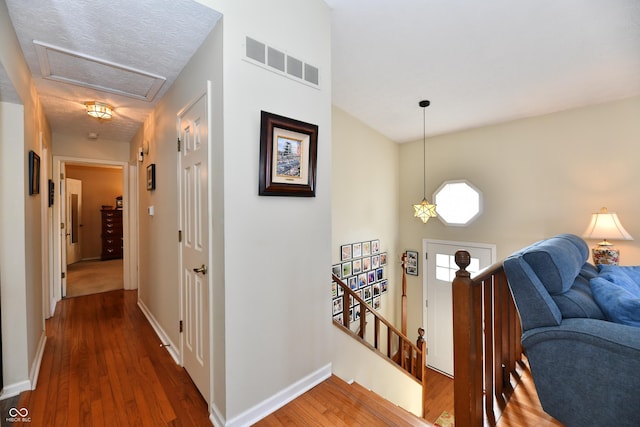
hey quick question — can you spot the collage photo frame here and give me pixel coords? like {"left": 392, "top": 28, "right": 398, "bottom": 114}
{"left": 332, "top": 239, "right": 388, "bottom": 323}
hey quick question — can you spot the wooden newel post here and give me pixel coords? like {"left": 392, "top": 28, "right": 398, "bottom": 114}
{"left": 417, "top": 327, "right": 427, "bottom": 418}
{"left": 452, "top": 250, "right": 483, "bottom": 426}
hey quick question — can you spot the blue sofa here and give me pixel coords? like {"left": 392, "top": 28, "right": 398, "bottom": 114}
{"left": 503, "top": 234, "right": 640, "bottom": 427}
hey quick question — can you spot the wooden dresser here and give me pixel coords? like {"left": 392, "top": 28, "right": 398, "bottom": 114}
{"left": 101, "top": 209, "right": 123, "bottom": 260}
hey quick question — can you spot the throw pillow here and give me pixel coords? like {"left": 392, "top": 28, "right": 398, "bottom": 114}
{"left": 590, "top": 266, "right": 640, "bottom": 327}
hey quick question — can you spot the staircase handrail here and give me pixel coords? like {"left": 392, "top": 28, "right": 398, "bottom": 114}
{"left": 332, "top": 274, "right": 427, "bottom": 417}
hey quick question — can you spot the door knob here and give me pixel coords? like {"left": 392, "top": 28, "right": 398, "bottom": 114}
{"left": 193, "top": 264, "right": 207, "bottom": 275}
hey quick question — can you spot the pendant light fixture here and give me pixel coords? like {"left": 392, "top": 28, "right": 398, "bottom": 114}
{"left": 413, "top": 100, "right": 437, "bottom": 223}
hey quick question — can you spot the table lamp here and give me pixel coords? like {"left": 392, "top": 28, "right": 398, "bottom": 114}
{"left": 582, "top": 207, "right": 633, "bottom": 265}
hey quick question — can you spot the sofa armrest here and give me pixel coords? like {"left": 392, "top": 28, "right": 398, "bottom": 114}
{"left": 522, "top": 318, "right": 640, "bottom": 427}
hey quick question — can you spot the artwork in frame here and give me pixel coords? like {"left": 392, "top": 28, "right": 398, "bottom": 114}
{"left": 341, "top": 261, "right": 352, "bottom": 277}
{"left": 380, "top": 279, "right": 388, "bottom": 293}
{"left": 352, "top": 242, "right": 362, "bottom": 258}
{"left": 332, "top": 298, "right": 343, "bottom": 315}
{"left": 371, "top": 239, "right": 380, "bottom": 254}
{"left": 406, "top": 250, "right": 419, "bottom": 276}
{"left": 48, "top": 179, "right": 55, "bottom": 207}
{"left": 380, "top": 252, "right": 387, "bottom": 266}
{"left": 146, "top": 164, "right": 156, "bottom": 191}
{"left": 258, "top": 111, "right": 318, "bottom": 197}
{"left": 341, "top": 244, "right": 352, "bottom": 261}
{"left": 352, "top": 259, "right": 362, "bottom": 275}
{"left": 29, "top": 150, "right": 40, "bottom": 195}
{"left": 331, "top": 264, "right": 341, "bottom": 278}
{"left": 362, "top": 241, "right": 371, "bottom": 257}
{"left": 348, "top": 276, "right": 358, "bottom": 290}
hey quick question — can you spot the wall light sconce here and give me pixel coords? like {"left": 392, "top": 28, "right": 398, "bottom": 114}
{"left": 85, "top": 101, "right": 113, "bottom": 120}
{"left": 583, "top": 207, "right": 633, "bottom": 265}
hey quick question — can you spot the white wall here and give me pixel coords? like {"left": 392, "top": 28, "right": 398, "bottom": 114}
{"left": 139, "top": 0, "right": 332, "bottom": 423}
{"left": 0, "top": 0, "right": 50, "bottom": 396}
{"left": 399, "top": 96, "right": 640, "bottom": 342}
{"left": 331, "top": 106, "right": 401, "bottom": 326}
{"left": 52, "top": 133, "right": 130, "bottom": 162}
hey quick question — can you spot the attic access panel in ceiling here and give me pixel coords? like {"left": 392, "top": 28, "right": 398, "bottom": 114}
{"left": 34, "top": 40, "right": 166, "bottom": 102}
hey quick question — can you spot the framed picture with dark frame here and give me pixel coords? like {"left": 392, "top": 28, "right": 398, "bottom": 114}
{"left": 29, "top": 150, "right": 40, "bottom": 195}
{"left": 258, "top": 111, "right": 318, "bottom": 197}
{"left": 406, "top": 250, "right": 419, "bottom": 276}
{"left": 48, "top": 179, "right": 55, "bottom": 207}
{"left": 146, "top": 164, "right": 156, "bottom": 191}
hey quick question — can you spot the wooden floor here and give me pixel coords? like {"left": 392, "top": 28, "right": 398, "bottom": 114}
{"left": 259, "top": 362, "right": 564, "bottom": 427}
{"left": 12, "top": 289, "right": 563, "bottom": 427}
{"left": 15, "top": 290, "right": 210, "bottom": 426}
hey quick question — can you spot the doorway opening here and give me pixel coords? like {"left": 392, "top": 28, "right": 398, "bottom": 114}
{"left": 64, "top": 164, "right": 124, "bottom": 298}
{"left": 52, "top": 157, "right": 134, "bottom": 309}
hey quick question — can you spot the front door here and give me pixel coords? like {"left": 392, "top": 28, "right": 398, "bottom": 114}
{"left": 179, "top": 91, "right": 210, "bottom": 403}
{"left": 65, "top": 178, "right": 82, "bottom": 265}
{"left": 423, "top": 240, "right": 495, "bottom": 376}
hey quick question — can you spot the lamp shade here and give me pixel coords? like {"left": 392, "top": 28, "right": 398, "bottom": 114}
{"left": 582, "top": 207, "right": 633, "bottom": 243}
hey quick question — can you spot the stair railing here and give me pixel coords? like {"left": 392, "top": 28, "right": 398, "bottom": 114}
{"left": 452, "top": 250, "right": 523, "bottom": 426}
{"left": 332, "top": 274, "right": 427, "bottom": 417}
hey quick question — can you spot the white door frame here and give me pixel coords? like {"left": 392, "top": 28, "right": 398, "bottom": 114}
{"left": 422, "top": 238, "right": 496, "bottom": 376}
{"left": 52, "top": 156, "right": 134, "bottom": 303}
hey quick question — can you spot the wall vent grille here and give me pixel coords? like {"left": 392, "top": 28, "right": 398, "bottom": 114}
{"left": 244, "top": 36, "right": 319, "bottom": 89}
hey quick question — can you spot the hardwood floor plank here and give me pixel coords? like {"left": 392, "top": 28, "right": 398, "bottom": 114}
{"left": 15, "top": 290, "right": 210, "bottom": 427}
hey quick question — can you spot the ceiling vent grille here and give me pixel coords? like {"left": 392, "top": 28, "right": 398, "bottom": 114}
{"left": 244, "top": 36, "right": 319, "bottom": 88}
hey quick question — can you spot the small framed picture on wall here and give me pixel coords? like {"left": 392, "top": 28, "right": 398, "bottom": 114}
{"left": 406, "top": 250, "right": 419, "bottom": 276}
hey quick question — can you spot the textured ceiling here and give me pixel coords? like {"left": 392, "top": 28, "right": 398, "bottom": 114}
{"left": 5, "top": 0, "right": 221, "bottom": 142}
{"left": 326, "top": 0, "right": 640, "bottom": 142}
{"left": 5, "top": 1, "right": 640, "bottom": 144}
{"left": 0, "top": 63, "right": 21, "bottom": 104}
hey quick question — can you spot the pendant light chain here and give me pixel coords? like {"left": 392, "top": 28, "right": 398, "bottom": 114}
{"left": 423, "top": 105, "right": 426, "bottom": 198}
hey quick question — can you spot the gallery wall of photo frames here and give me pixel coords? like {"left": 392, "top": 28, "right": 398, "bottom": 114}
{"left": 331, "top": 239, "right": 389, "bottom": 324}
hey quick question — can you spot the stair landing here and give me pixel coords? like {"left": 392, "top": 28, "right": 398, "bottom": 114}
{"left": 254, "top": 375, "right": 432, "bottom": 426}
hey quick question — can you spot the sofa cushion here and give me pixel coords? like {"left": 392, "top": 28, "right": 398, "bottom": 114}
{"left": 590, "top": 265, "right": 640, "bottom": 327}
{"left": 522, "top": 234, "right": 589, "bottom": 295}
{"left": 552, "top": 272, "right": 605, "bottom": 320}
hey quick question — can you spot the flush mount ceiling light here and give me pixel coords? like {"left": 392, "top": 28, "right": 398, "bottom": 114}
{"left": 413, "top": 100, "right": 437, "bottom": 223}
{"left": 85, "top": 101, "right": 113, "bottom": 121}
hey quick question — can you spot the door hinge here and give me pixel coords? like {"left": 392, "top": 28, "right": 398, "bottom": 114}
{"left": 177, "top": 138, "right": 181, "bottom": 152}
{"left": 60, "top": 173, "right": 64, "bottom": 180}
{"left": 425, "top": 252, "right": 428, "bottom": 260}
{"left": 425, "top": 299, "right": 428, "bottom": 308}
{"left": 179, "top": 320, "right": 183, "bottom": 333}
{"left": 61, "top": 222, "right": 65, "bottom": 229}
{"left": 61, "top": 272, "right": 66, "bottom": 279}
{"left": 178, "top": 230, "right": 182, "bottom": 242}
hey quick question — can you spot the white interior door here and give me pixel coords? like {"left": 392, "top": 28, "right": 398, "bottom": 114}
{"left": 423, "top": 240, "right": 495, "bottom": 376}
{"left": 179, "top": 91, "right": 210, "bottom": 403}
{"left": 65, "top": 178, "right": 82, "bottom": 265}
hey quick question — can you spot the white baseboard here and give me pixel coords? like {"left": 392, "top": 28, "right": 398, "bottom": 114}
{"left": 210, "top": 403, "right": 225, "bottom": 427}
{"left": 224, "top": 363, "right": 331, "bottom": 427}
{"left": 137, "top": 299, "right": 180, "bottom": 364}
{"left": 49, "top": 297, "right": 57, "bottom": 319}
{"left": 29, "top": 332, "right": 47, "bottom": 389}
{"left": 0, "top": 380, "right": 31, "bottom": 400}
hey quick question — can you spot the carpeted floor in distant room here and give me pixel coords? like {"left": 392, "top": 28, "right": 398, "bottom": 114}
{"left": 434, "top": 410, "right": 454, "bottom": 427}
{"left": 66, "top": 259, "right": 123, "bottom": 297}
